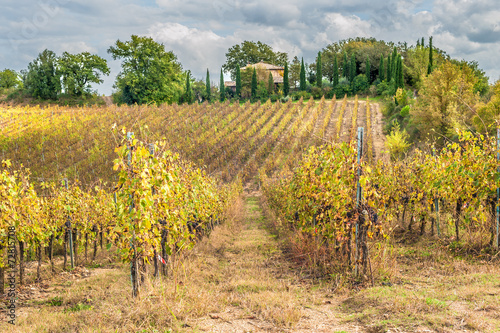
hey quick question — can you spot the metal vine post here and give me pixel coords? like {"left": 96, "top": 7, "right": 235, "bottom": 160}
{"left": 355, "top": 127, "right": 364, "bottom": 277}
{"left": 126, "top": 132, "right": 139, "bottom": 298}
{"left": 64, "top": 178, "right": 74, "bottom": 269}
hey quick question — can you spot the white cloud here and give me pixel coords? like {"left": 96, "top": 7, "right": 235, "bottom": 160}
{"left": 148, "top": 23, "right": 234, "bottom": 80}
{"left": 2, "top": 0, "right": 500, "bottom": 95}
{"left": 58, "top": 41, "right": 97, "bottom": 54}
{"left": 324, "top": 13, "right": 372, "bottom": 40}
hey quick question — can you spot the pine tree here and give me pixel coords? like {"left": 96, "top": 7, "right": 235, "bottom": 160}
{"left": 349, "top": 53, "right": 356, "bottom": 84}
{"left": 299, "top": 57, "right": 306, "bottom": 91}
{"left": 379, "top": 56, "right": 385, "bottom": 82}
{"left": 365, "top": 56, "right": 371, "bottom": 83}
{"left": 343, "top": 52, "right": 348, "bottom": 78}
{"left": 316, "top": 51, "right": 322, "bottom": 88}
{"left": 219, "top": 68, "right": 225, "bottom": 102}
{"left": 283, "top": 62, "right": 289, "bottom": 96}
{"left": 268, "top": 72, "right": 274, "bottom": 95}
{"left": 333, "top": 55, "right": 339, "bottom": 87}
{"left": 205, "top": 69, "right": 211, "bottom": 101}
{"left": 251, "top": 67, "right": 257, "bottom": 99}
{"left": 428, "top": 36, "right": 433, "bottom": 75}
{"left": 184, "top": 70, "right": 192, "bottom": 104}
{"left": 235, "top": 66, "right": 241, "bottom": 98}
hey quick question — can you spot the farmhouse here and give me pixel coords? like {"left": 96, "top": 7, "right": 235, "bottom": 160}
{"left": 225, "top": 61, "right": 284, "bottom": 92}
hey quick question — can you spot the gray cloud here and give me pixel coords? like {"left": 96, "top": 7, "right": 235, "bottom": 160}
{"left": 1, "top": 0, "right": 499, "bottom": 95}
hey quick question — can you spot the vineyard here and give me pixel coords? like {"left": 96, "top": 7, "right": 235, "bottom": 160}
{"left": 1, "top": 97, "right": 500, "bottom": 332}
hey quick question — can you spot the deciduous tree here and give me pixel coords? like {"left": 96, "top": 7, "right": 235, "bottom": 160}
{"left": 23, "top": 49, "right": 61, "bottom": 100}
{"left": 108, "top": 35, "right": 183, "bottom": 105}
{"left": 58, "top": 51, "right": 110, "bottom": 96}
{"left": 0, "top": 69, "right": 21, "bottom": 90}
{"left": 474, "top": 80, "right": 500, "bottom": 135}
{"left": 410, "top": 61, "right": 478, "bottom": 143}
{"left": 223, "top": 41, "right": 288, "bottom": 79}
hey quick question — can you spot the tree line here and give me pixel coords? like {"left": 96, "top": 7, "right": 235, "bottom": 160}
{"left": 1, "top": 49, "right": 110, "bottom": 103}
{"left": 0, "top": 35, "right": 491, "bottom": 109}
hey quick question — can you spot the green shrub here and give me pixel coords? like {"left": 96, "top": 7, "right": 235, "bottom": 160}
{"left": 385, "top": 121, "right": 410, "bottom": 160}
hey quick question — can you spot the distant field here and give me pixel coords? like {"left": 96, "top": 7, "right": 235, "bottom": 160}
{"left": 0, "top": 95, "right": 377, "bottom": 186}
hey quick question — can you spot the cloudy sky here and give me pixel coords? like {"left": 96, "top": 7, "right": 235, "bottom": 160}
{"left": 1, "top": 0, "right": 499, "bottom": 95}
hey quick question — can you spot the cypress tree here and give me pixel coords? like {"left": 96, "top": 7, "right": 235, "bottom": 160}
{"left": 398, "top": 55, "right": 404, "bottom": 88}
{"left": 219, "top": 68, "right": 225, "bottom": 102}
{"left": 251, "top": 67, "right": 257, "bottom": 99}
{"left": 391, "top": 47, "right": 398, "bottom": 81}
{"left": 343, "top": 52, "right": 348, "bottom": 78}
{"left": 379, "top": 56, "right": 385, "bottom": 82}
{"left": 299, "top": 57, "right": 306, "bottom": 91}
{"left": 387, "top": 54, "right": 391, "bottom": 82}
{"left": 268, "top": 72, "right": 274, "bottom": 95}
{"left": 205, "top": 69, "right": 211, "bottom": 101}
{"left": 349, "top": 53, "right": 356, "bottom": 83}
{"left": 235, "top": 66, "right": 241, "bottom": 98}
{"left": 316, "top": 51, "right": 322, "bottom": 88}
{"left": 421, "top": 37, "right": 425, "bottom": 48}
{"left": 428, "top": 36, "right": 433, "bottom": 75}
{"left": 185, "top": 70, "right": 192, "bottom": 104}
{"left": 393, "top": 56, "right": 399, "bottom": 87}
{"left": 416, "top": 39, "right": 420, "bottom": 48}
{"left": 283, "top": 63, "right": 289, "bottom": 96}
{"left": 365, "top": 57, "right": 371, "bottom": 83}
{"left": 333, "top": 55, "right": 339, "bottom": 87}
{"left": 394, "top": 55, "right": 399, "bottom": 88}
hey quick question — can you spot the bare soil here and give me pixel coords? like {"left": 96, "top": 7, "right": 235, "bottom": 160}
{"left": 371, "top": 102, "right": 387, "bottom": 160}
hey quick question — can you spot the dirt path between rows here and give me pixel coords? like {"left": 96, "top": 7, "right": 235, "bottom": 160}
{"left": 370, "top": 102, "right": 386, "bottom": 161}
{"left": 196, "top": 192, "right": 361, "bottom": 333}
{"left": 3, "top": 190, "right": 498, "bottom": 332}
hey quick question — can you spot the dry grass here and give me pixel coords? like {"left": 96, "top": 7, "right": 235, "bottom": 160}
{"left": 0, "top": 194, "right": 347, "bottom": 332}
{"left": 2, "top": 193, "right": 500, "bottom": 332}
{"left": 339, "top": 238, "right": 500, "bottom": 332}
